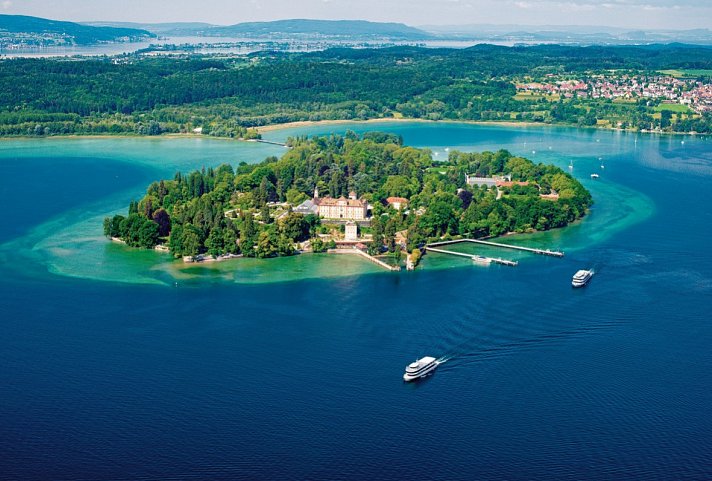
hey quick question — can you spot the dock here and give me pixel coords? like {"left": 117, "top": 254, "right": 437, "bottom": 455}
{"left": 329, "top": 248, "right": 401, "bottom": 271}
{"left": 425, "top": 247, "right": 518, "bottom": 267}
{"left": 250, "top": 139, "right": 288, "bottom": 147}
{"left": 428, "top": 238, "right": 564, "bottom": 257}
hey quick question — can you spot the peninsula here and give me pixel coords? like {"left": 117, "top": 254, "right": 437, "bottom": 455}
{"left": 104, "top": 132, "right": 592, "bottom": 266}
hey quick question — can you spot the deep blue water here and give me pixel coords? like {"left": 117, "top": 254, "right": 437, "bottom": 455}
{"left": 0, "top": 156, "right": 157, "bottom": 243}
{"left": 1, "top": 125, "right": 712, "bottom": 480}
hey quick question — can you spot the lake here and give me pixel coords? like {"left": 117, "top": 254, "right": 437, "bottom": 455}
{"left": 0, "top": 37, "right": 508, "bottom": 58}
{"left": 1, "top": 123, "right": 711, "bottom": 480}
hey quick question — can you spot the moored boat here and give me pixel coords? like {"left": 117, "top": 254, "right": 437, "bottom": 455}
{"left": 472, "top": 255, "right": 492, "bottom": 265}
{"left": 403, "top": 356, "right": 439, "bottom": 381}
{"left": 572, "top": 269, "right": 594, "bottom": 287}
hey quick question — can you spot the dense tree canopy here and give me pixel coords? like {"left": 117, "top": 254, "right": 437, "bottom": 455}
{"left": 2, "top": 44, "right": 710, "bottom": 137}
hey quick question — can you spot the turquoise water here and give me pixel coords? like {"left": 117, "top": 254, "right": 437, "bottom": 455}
{"left": 1, "top": 124, "right": 711, "bottom": 480}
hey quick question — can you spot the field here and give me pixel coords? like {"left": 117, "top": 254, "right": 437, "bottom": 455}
{"left": 514, "top": 92, "right": 558, "bottom": 101}
{"left": 654, "top": 103, "right": 693, "bottom": 113}
{"left": 659, "top": 69, "right": 712, "bottom": 78}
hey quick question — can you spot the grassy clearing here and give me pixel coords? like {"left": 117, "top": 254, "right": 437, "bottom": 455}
{"left": 654, "top": 103, "right": 692, "bottom": 113}
{"left": 514, "top": 92, "right": 558, "bottom": 101}
{"left": 612, "top": 98, "right": 637, "bottom": 104}
{"left": 659, "top": 69, "right": 712, "bottom": 78}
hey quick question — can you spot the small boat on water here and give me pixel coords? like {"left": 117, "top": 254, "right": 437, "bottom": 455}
{"left": 590, "top": 173, "right": 599, "bottom": 179}
{"left": 472, "top": 255, "right": 492, "bottom": 265}
{"left": 403, "top": 356, "right": 439, "bottom": 382}
{"left": 572, "top": 269, "right": 594, "bottom": 288}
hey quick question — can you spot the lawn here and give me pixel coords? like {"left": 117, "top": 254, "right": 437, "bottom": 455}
{"left": 654, "top": 103, "right": 693, "bottom": 113}
{"left": 659, "top": 69, "right": 712, "bottom": 78}
{"left": 514, "top": 92, "right": 558, "bottom": 101}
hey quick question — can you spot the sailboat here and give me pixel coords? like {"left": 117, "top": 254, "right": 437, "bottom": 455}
{"left": 568, "top": 160, "right": 574, "bottom": 170}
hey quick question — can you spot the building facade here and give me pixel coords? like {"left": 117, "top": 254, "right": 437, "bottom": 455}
{"left": 313, "top": 189, "right": 367, "bottom": 220}
{"left": 316, "top": 197, "right": 367, "bottom": 220}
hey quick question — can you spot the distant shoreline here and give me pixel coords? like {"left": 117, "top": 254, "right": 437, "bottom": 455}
{"left": 0, "top": 132, "right": 249, "bottom": 143}
{"left": 256, "top": 117, "right": 553, "bottom": 133}
{"left": 258, "top": 118, "right": 697, "bottom": 137}
{"left": 0, "top": 118, "right": 695, "bottom": 144}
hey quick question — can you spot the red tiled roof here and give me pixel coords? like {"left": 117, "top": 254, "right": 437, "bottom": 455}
{"left": 496, "top": 181, "right": 530, "bottom": 188}
{"left": 315, "top": 196, "right": 366, "bottom": 207}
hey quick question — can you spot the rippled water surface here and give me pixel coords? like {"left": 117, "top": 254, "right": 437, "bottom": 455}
{"left": 1, "top": 124, "right": 711, "bottom": 480}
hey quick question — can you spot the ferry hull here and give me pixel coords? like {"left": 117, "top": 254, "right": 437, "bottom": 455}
{"left": 403, "top": 362, "right": 439, "bottom": 382}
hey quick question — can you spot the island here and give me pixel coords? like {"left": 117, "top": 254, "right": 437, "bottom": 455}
{"left": 104, "top": 132, "right": 592, "bottom": 268}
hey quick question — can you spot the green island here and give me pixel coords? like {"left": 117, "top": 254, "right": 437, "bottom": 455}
{"left": 103, "top": 132, "right": 592, "bottom": 268}
{"left": 1, "top": 44, "right": 711, "bottom": 137}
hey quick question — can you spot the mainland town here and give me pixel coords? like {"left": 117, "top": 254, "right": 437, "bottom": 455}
{"left": 517, "top": 73, "right": 712, "bottom": 114}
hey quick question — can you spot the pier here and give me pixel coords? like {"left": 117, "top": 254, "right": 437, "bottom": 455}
{"left": 329, "top": 248, "right": 401, "bottom": 271}
{"left": 425, "top": 247, "right": 518, "bottom": 267}
{"left": 250, "top": 139, "right": 289, "bottom": 147}
{"left": 428, "top": 238, "right": 564, "bottom": 257}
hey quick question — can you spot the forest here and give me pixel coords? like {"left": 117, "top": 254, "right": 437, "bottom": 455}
{"left": 104, "top": 132, "right": 592, "bottom": 261}
{"left": 1, "top": 43, "right": 711, "bottom": 137}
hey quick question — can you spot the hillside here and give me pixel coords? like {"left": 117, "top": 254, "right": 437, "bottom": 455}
{"left": 0, "top": 14, "right": 154, "bottom": 45}
{"left": 85, "top": 21, "right": 214, "bottom": 36}
{"left": 421, "top": 24, "right": 712, "bottom": 45}
{"left": 92, "top": 19, "right": 432, "bottom": 40}
{"left": 209, "top": 19, "right": 431, "bottom": 39}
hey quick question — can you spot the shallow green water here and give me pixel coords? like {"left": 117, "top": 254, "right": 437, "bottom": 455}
{"left": 0, "top": 123, "right": 657, "bottom": 285}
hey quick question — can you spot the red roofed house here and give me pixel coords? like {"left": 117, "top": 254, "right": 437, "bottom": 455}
{"left": 495, "top": 181, "right": 530, "bottom": 188}
{"left": 386, "top": 197, "right": 409, "bottom": 210}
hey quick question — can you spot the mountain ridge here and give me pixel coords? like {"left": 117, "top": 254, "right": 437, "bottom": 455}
{"left": 86, "top": 19, "right": 433, "bottom": 40}
{"left": 0, "top": 14, "right": 154, "bottom": 45}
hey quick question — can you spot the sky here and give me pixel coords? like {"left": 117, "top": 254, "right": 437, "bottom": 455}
{"left": 1, "top": 0, "right": 711, "bottom": 30}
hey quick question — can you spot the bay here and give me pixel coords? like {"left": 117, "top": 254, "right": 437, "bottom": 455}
{"left": 1, "top": 123, "right": 711, "bottom": 480}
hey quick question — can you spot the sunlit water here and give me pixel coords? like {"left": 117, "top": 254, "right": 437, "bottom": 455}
{"left": 0, "top": 37, "right": 529, "bottom": 58}
{"left": 1, "top": 124, "right": 711, "bottom": 480}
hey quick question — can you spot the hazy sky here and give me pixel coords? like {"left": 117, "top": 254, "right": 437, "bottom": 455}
{"left": 2, "top": 0, "right": 711, "bottom": 29}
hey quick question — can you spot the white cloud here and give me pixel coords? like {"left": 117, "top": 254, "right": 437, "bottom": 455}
{"left": 2, "top": 1, "right": 12, "bottom": 10}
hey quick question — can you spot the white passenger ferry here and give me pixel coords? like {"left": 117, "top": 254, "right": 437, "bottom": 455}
{"left": 572, "top": 269, "right": 594, "bottom": 287}
{"left": 403, "top": 356, "right": 439, "bottom": 382}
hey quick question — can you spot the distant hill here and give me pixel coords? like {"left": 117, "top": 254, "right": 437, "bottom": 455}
{"left": 91, "top": 19, "right": 433, "bottom": 40}
{"left": 420, "top": 23, "right": 712, "bottom": 45}
{"left": 0, "top": 14, "right": 154, "bottom": 45}
{"left": 85, "top": 22, "right": 214, "bottom": 36}
{"left": 210, "top": 19, "right": 432, "bottom": 39}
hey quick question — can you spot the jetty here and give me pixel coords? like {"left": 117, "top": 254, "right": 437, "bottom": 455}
{"left": 329, "top": 248, "right": 401, "bottom": 271}
{"left": 250, "top": 139, "right": 288, "bottom": 147}
{"left": 428, "top": 238, "right": 564, "bottom": 257}
{"left": 425, "top": 246, "right": 518, "bottom": 266}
